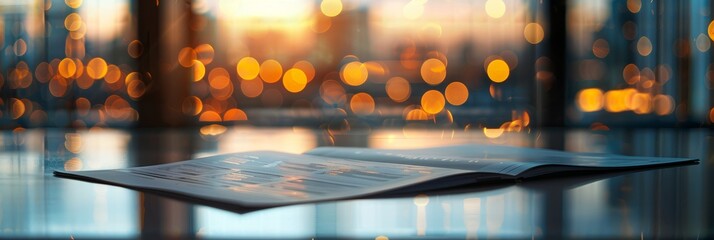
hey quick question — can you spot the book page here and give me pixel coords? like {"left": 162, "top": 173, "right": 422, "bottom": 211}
{"left": 55, "top": 151, "right": 470, "bottom": 207}
{"left": 305, "top": 145, "right": 694, "bottom": 176}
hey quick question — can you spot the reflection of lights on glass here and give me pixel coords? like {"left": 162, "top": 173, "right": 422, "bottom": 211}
{"left": 420, "top": 58, "right": 446, "bottom": 85}
{"left": 445, "top": 82, "right": 468, "bottom": 106}
{"left": 463, "top": 198, "right": 481, "bottom": 239}
{"left": 483, "top": 127, "right": 504, "bottom": 138}
{"left": 65, "top": 133, "right": 83, "bottom": 153}
{"left": 577, "top": 88, "right": 604, "bottom": 112}
{"left": 413, "top": 193, "right": 429, "bottom": 236}
{"left": 340, "top": 61, "right": 368, "bottom": 86}
{"left": 421, "top": 90, "right": 445, "bottom": 114}
{"left": 260, "top": 59, "right": 283, "bottom": 83}
{"left": 405, "top": 108, "right": 430, "bottom": 120}
{"left": 282, "top": 68, "right": 308, "bottom": 93}
{"left": 320, "top": 0, "right": 343, "bottom": 17}
{"left": 485, "top": 0, "right": 506, "bottom": 19}
{"left": 486, "top": 59, "right": 510, "bottom": 83}
{"left": 523, "top": 23, "right": 544, "bottom": 44}
{"left": 385, "top": 77, "right": 411, "bottom": 103}
{"left": 637, "top": 36, "right": 652, "bottom": 56}
{"left": 200, "top": 124, "right": 227, "bottom": 136}
{"left": 64, "top": 157, "right": 83, "bottom": 171}
{"left": 349, "top": 92, "right": 375, "bottom": 115}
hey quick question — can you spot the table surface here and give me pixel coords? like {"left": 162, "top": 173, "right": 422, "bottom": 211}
{"left": 0, "top": 127, "right": 711, "bottom": 239}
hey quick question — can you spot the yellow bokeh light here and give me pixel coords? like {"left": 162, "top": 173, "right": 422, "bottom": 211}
{"left": 178, "top": 47, "right": 197, "bottom": 67}
{"left": 710, "top": 108, "right": 714, "bottom": 123}
{"left": 320, "top": 0, "right": 342, "bottom": 17}
{"left": 58, "top": 58, "right": 77, "bottom": 78}
{"left": 445, "top": 82, "right": 469, "bottom": 106}
{"left": 237, "top": 57, "right": 260, "bottom": 80}
{"left": 65, "top": 0, "right": 82, "bottom": 8}
{"left": 421, "top": 90, "right": 445, "bottom": 115}
{"left": 626, "top": 0, "right": 641, "bottom": 13}
{"left": 487, "top": 59, "right": 510, "bottom": 83}
{"left": 72, "top": 58, "right": 84, "bottom": 79}
{"left": 86, "top": 57, "right": 107, "bottom": 79}
{"left": 630, "top": 93, "right": 652, "bottom": 114}
{"left": 622, "top": 63, "right": 640, "bottom": 84}
{"left": 224, "top": 108, "right": 248, "bottom": 121}
{"left": 386, "top": 77, "right": 411, "bottom": 103}
{"left": 260, "top": 59, "right": 283, "bottom": 83}
{"left": 420, "top": 58, "right": 447, "bottom": 85}
{"left": 637, "top": 36, "right": 652, "bottom": 56}
{"left": 577, "top": 88, "right": 604, "bottom": 112}
{"left": 604, "top": 89, "right": 635, "bottom": 113}
{"left": 708, "top": 21, "right": 714, "bottom": 42}
{"left": 405, "top": 109, "right": 430, "bottom": 121}
{"left": 208, "top": 68, "right": 231, "bottom": 89}
{"left": 127, "top": 79, "right": 146, "bottom": 99}
{"left": 195, "top": 43, "right": 215, "bottom": 65}
{"left": 293, "top": 60, "right": 315, "bottom": 82}
{"left": 523, "top": 23, "right": 544, "bottom": 44}
{"left": 192, "top": 60, "right": 206, "bottom": 82}
{"left": 485, "top": 0, "right": 506, "bottom": 19}
{"left": 283, "top": 68, "right": 308, "bottom": 93}
{"left": 200, "top": 124, "right": 227, "bottom": 136}
{"left": 64, "top": 13, "right": 82, "bottom": 31}
{"left": 340, "top": 61, "right": 368, "bottom": 86}
{"left": 350, "top": 92, "right": 375, "bottom": 115}
{"left": 128, "top": 40, "right": 143, "bottom": 58}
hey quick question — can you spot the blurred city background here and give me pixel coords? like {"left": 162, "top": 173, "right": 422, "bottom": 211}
{"left": 0, "top": 0, "right": 713, "bottom": 132}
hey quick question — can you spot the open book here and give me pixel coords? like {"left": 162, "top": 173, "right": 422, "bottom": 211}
{"left": 54, "top": 145, "right": 697, "bottom": 210}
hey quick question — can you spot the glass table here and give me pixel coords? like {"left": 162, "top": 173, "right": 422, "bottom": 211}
{"left": 1, "top": 127, "right": 711, "bottom": 239}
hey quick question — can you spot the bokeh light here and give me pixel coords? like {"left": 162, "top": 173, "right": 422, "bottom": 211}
{"left": 260, "top": 59, "right": 283, "bottom": 83}
{"left": 485, "top": 0, "right": 506, "bottom": 19}
{"left": 86, "top": 58, "right": 108, "bottom": 80}
{"left": 445, "top": 82, "right": 468, "bottom": 106}
{"left": 577, "top": 88, "right": 604, "bottom": 112}
{"left": 320, "top": 0, "right": 343, "bottom": 17}
{"left": 385, "top": 77, "right": 411, "bottom": 103}
{"left": 350, "top": 93, "right": 375, "bottom": 115}
{"left": 420, "top": 58, "right": 447, "bottom": 85}
{"left": 237, "top": 57, "right": 261, "bottom": 80}
{"left": 421, "top": 90, "right": 445, "bottom": 115}
{"left": 487, "top": 59, "right": 510, "bottom": 83}
{"left": 283, "top": 68, "right": 308, "bottom": 93}
{"left": 523, "top": 23, "right": 544, "bottom": 44}
{"left": 341, "top": 61, "right": 368, "bottom": 86}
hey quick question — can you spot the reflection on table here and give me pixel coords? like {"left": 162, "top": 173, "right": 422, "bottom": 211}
{"left": 0, "top": 127, "right": 711, "bottom": 239}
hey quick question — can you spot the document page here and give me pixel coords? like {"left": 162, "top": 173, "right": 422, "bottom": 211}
{"left": 306, "top": 145, "right": 696, "bottom": 176}
{"left": 55, "top": 151, "right": 469, "bottom": 207}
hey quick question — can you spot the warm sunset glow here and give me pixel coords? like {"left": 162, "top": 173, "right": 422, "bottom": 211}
{"left": 420, "top": 58, "right": 447, "bottom": 85}
{"left": 421, "top": 90, "right": 445, "bottom": 115}
{"left": 487, "top": 59, "right": 510, "bottom": 83}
